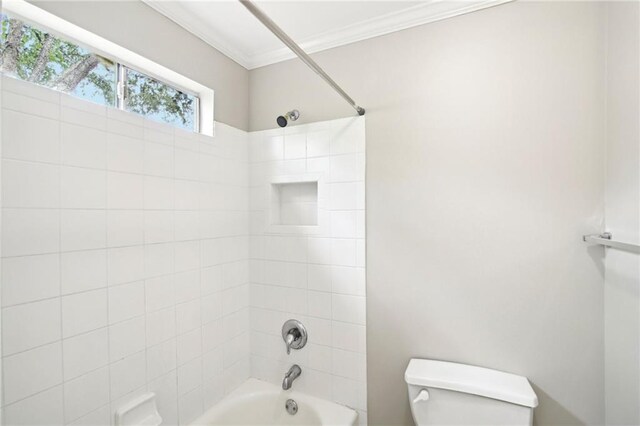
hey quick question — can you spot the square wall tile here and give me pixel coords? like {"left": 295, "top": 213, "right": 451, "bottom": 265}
{"left": 145, "top": 274, "right": 175, "bottom": 313}
{"left": 146, "top": 307, "right": 176, "bottom": 347}
{"left": 284, "top": 134, "right": 306, "bottom": 160}
{"left": 61, "top": 250, "right": 107, "bottom": 295}
{"left": 144, "top": 141, "right": 174, "bottom": 177}
{"left": 177, "top": 329, "right": 202, "bottom": 366}
{"left": 330, "top": 211, "right": 357, "bottom": 238}
{"left": 63, "top": 367, "right": 110, "bottom": 423}
{"left": 107, "top": 172, "right": 144, "bottom": 210}
{"left": 175, "top": 149, "right": 200, "bottom": 181}
{"left": 62, "top": 94, "right": 106, "bottom": 117}
{"left": 108, "top": 281, "right": 145, "bottom": 324}
{"left": 145, "top": 243, "right": 174, "bottom": 278}
{"left": 109, "top": 351, "right": 146, "bottom": 400}
{"left": 332, "top": 294, "right": 366, "bottom": 325}
{"left": 107, "top": 210, "right": 144, "bottom": 247}
{"left": 61, "top": 123, "right": 107, "bottom": 169}
{"left": 61, "top": 289, "right": 108, "bottom": 338}
{"left": 308, "top": 264, "right": 332, "bottom": 292}
{"left": 331, "top": 266, "right": 366, "bottom": 296}
{"left": 2, "top": 109, "right": 60, "bottom": 164}
{"left": 144, "top": 211, "right": 174, "bottom": 244}
{"left": 109, "top": 316, "right": 146, "bottom": 361}
{"left": 177, "top": 299, "right": 202, "bottom": 334}
{"left": 308, "top": 291, "right": 332, "bottom": 319}
{"left": 331, "top": 239, "right": 357, "bottom": 266}
{"left": 177, "top": 358, "right": 202, "bottom": 396}
{"left": 148, "top": 372, "right": 179, "bottom": 426}
{"left": 5, "top": 91, "right": 59, "bottom": 120}
{"left": 3, "top": 342, "right": 63, "bottom": 404}
{"left": 68, "top": 404, "right": 111, "bottom": 426}
{"left": 307, "top": 131, "right": 331, "bottom": 158}
{"left": 108, "top": 246, "right": 145, "bottom": 286}
{"left": 2, "top": 208, "right": 60, "bottom": 257}
{"left": 2, "top": 298, "right": 61, "bottom": 355}
{"left": 144, "top": 176, "right": 174, "bottom": 210}
{"left": 61, "top": 210, "right": 107, "bottom": 252}
{"left": 61, "top": 106, "right": 105, "bottom": 131}
{"left": 2, "top": 159, "right": 60, "bottom": 208}
{"left": 3, "top": 385, "right": 64, "bottom": 426}
{"left": 2, "top": 254, "right": 60, "bottom": 306}
{"left": 61, "top": 167, "right": 106, "bottom": 209}
{"left": 3, "top": 75, "right": 60, "bottom": 102}
{"left": 147, "top": 339, "right": 177, "bottom": 381}
{"left": 329, "top": 154, "right": 359, "bottom": 183}
{"left": 178, "top": 386, "right": 203, "bottom": 426}
{"left": 175, "top": 241, "right": 200, "bottom": 273}
{"left": 107, "top": 133, "right": 144, "bottom": 174}
{"left": 63, "top": 328, "right": 109, "bottom": 380}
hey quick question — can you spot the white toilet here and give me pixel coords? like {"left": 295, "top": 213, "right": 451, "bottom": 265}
{"left": 405, "top": 359, "right": 538, "bottom": 425}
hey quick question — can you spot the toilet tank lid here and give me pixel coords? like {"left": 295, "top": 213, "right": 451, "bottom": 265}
{"left": 404, "top": 359, "right": 539, "bottom": 408}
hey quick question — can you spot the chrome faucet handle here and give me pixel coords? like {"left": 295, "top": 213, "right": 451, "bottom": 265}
{"left": 285, "top": 333, "right": 295, "bottom": 355}
{"left": 282, "top": 319, "right": 308, "bottom": 355}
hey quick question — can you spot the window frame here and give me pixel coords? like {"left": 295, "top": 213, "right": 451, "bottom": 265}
{"left": 2, "top": 0, "right": 214, "bottom": 135}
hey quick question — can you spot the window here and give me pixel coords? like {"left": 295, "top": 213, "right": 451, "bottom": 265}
{"left": 0, "top": 13, "right": 116, "bottom": 106}
{"left": 0, "top": 13, "right": 199, "bottom": 131}
{"left": 122, "top": 66, "right": 198, "bottom": 131}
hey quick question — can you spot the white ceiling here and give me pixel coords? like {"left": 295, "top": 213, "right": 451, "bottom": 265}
{"left": 143, "top": 0, "right": 512, "bottom": 70}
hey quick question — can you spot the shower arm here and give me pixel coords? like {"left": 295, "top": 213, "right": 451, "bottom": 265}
{"left": 238, "top": 0, "right": 365, "bottom": 116}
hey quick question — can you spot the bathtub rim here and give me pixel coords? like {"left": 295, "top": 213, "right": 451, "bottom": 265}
{"left": 189, "top": 377, "right": 358, "bottom": 425}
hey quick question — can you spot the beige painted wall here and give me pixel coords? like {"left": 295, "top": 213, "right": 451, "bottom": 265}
{"left": 28, "top": 1, "right": 250, "bottom": 131}
{"left": 604, "top": 2, "right": 640, "bottom": 424}
{"left": 250, "top": 2, "right": 606, "bottom": 424}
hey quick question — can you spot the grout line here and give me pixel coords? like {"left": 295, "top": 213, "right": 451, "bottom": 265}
{"left": 1, "top": 382, "right": 63, "bottom": 411}
{"left": 57, "top": 92, "right": 67, "bottom": 423}
{"left": 170, "top": 128, "right": 182, "bottom": 424}
{"left": 141, "top": 124, "right": 150, "bottom": 407}
{"left": 0, "top": 78, "right": 4, "bottom": 415}
{"left": 103, "top": 100, "right": 115, "bottom": 413}
{"left": 0, "top": 263, "right": 250, "bottom": 310}
{"left": 0, "top": 237, "right": 252, "bottom": 260}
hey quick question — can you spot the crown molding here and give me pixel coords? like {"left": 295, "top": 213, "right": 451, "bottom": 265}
{"left": 144, "top": 0, "right": 514, "bottom": 70}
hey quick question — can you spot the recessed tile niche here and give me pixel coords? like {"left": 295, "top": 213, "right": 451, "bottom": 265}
{"left": 271, "top": 181, "right": 318, "bottom": 226}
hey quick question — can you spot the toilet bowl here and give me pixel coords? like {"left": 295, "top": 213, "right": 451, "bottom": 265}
{"left": 405, "top": 359, "right": 538, "bottom": 425}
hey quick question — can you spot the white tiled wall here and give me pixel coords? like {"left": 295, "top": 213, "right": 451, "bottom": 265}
{"left": 0, "top": 76, "right": 367, "bottom": 426}
{"left": 248, "top": 118, "right": 367, "bottom": 423}
{"left": 0, "top": 76, "right": 250, "bottom": 426}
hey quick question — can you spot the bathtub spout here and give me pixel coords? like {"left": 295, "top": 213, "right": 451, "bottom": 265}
{"left": 282, "top": 365, "right": 302, "bottom": 390}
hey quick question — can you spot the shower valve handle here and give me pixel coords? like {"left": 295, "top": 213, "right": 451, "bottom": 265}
{"left": 284, "top": 332, "right": 296, "bottom": 355}
{"left": 282, "top": 319, "right": 308, "bottom": 355}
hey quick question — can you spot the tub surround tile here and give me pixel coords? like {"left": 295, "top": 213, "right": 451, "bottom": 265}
{"left": 248, "top": 117, "right": 366, "bottom": 415}
{"left": 0, "top": 78, "right": 364, "bottom": 421}
{"left": 2, "top": 298, "right": 61, "bottom": 356}
{"left": 3, "top": 342, "right": 63, "bottom": 405}
{"left": 3, "top": 78, "right": 246, "bottom": 423}
{"left": 62, "top": 328, "right": 109, "bottom": 380}
{"left": 2, "top": 254, "right": 60, "bottom": 306}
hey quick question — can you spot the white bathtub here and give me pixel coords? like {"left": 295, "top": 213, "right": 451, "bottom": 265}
{"left": 190, "top": 378, "right": 358, "bottom": 426}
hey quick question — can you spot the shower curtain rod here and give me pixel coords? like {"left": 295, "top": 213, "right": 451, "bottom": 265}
{"left": 583, "top": 232, "right": 640, "bottom": 253}
{"left": 238, "top": 0, "right": 365, "bottom": 116}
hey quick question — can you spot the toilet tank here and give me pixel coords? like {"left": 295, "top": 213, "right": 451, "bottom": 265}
{"left": 405, "top": 359, "right": 538, "bottom": 426}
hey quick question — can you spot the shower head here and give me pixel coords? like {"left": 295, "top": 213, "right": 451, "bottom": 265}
{"left": 277, "top": 109, "right": 300, "bottom": 128}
